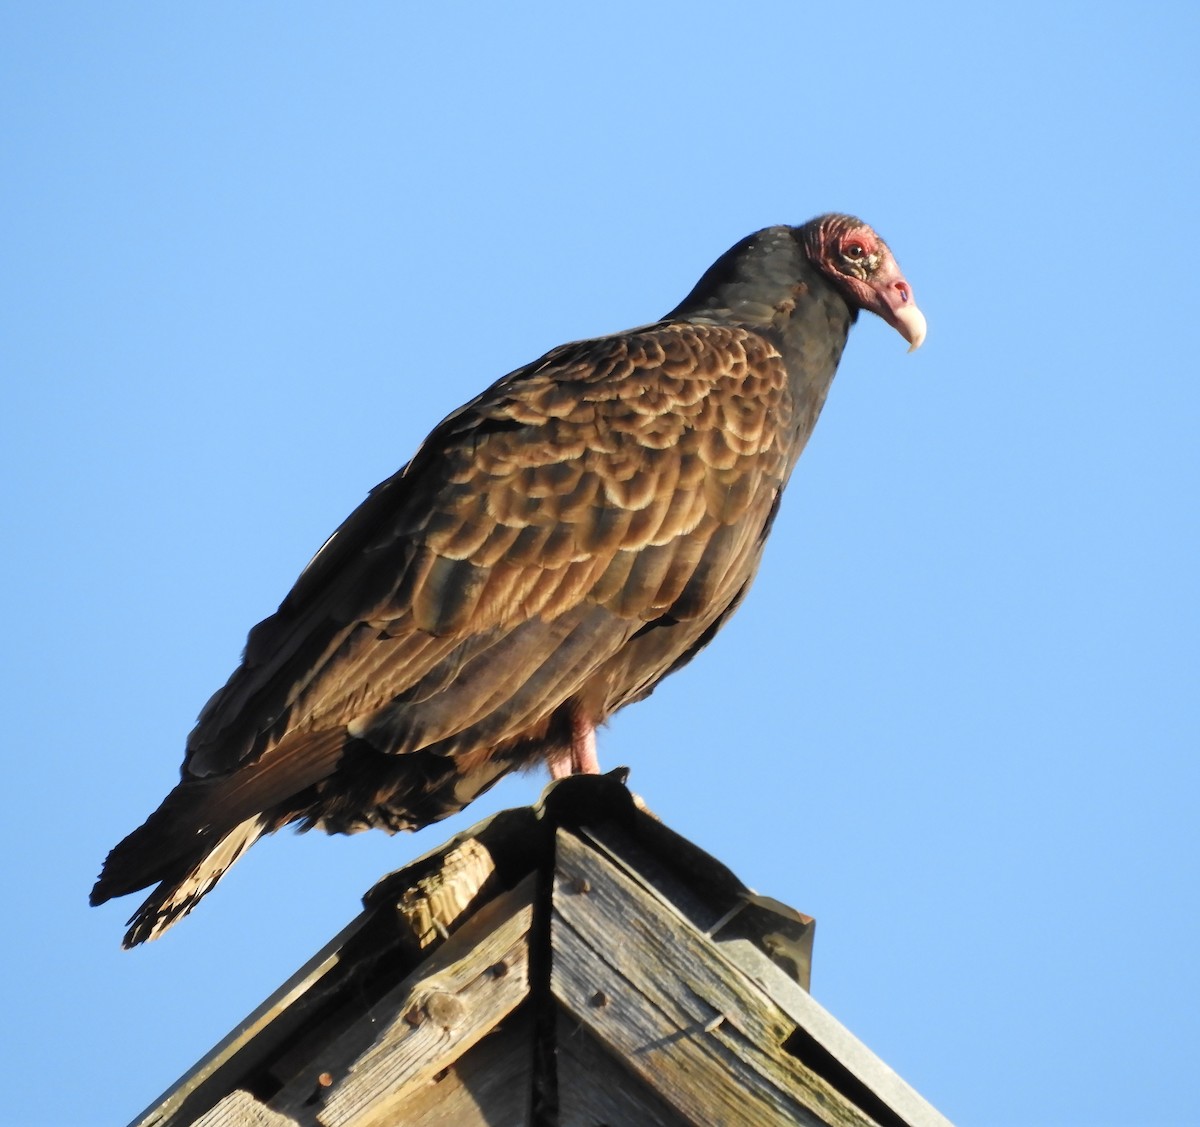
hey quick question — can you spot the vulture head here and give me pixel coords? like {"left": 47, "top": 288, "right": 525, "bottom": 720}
{"left": 803, "top": 214, "right": 927, "bottom": 351}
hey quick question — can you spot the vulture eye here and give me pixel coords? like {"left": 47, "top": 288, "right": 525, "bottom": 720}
{"left": 843, "top": 241, "right": 866, "bottom": 260}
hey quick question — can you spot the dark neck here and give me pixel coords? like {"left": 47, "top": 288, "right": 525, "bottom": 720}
{"left": 665, "top": 225, "right": 857, "bottom": 423}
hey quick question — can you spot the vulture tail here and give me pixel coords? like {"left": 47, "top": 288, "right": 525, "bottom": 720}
{"left": 92, "top": 815, "right": 269, "bottom": 948}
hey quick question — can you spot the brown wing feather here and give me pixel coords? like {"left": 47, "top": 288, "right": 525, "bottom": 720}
{"left": 187, "top": 322, "right": 792, "bottom": 783}
{"left": 93, "top": 322, "right": 796, "bottom": 934}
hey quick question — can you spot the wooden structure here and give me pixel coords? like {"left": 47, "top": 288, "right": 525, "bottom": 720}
{"left": 132, "top": 772, "right": 952, "bottom": 1127}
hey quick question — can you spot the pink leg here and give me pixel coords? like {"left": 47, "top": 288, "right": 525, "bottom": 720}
{"left": 569, "top": 713, "right": 600, "bottom": 775}
{"left": 547, "top": 712, "right": 601, "bottom": 778}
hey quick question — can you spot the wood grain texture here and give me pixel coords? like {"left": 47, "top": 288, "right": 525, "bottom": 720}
{"left": 192, "top": 1090, "right": 300, "bottom": 1127}
{"left": 366, "top": 1011, "right": 534, "bottom": 1127}
{"left": 556, "top": 1010, "right": 695, "bottom": 1127}
{"left": 551, "top": 829, "right": 882, "bottom": 1127}
{"left": 392, "top": 836, "right": 499, "bottom": 950}
{"left": 272, "top": 876, "right": 534, "bottom": 1127}
{"left": 575, "top": 819, "right": 815, "bottom": 993}
{"left": 131, "top": 913, "right": 376, "bottom": 1127}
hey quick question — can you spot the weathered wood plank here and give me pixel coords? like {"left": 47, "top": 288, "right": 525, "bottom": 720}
{"left": 392, "top": 836, "right": 500, "bottom": 951}
{"left": 551, "top": 828, "right": 881, "bottom": 1127}
{"left": 264, "top": 875, "right": 533, "bottom": 1127}
{"left": 132, "top": 913, "right": 378, "bottom": 1127}
{"left": 575, "top": 820, "right": 815, "bottom": 990}
{"left": 192, "top": 1089, "right": 300, "bottom": 1127}
{"left": 576, "top": 820, "right": 950, "bottom": 1127}
{"left": 575, "top": 815, "right": 947, "bottom": 1127}
{"left": 375, "top": 1010, "right": 534, "bottom": 1126}
{"left": 720, "top": 944, "right": 954, "bottom": 1127}
{"left": 317, "top": 879, "right": 533, "bottom": 1127}
{"left": 556, "top": 1009, "right": 694, "bottom": 1127}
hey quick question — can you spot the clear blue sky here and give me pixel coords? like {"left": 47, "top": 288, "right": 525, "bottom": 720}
{"left": 3, "top": 4, "right": 1197, "bottom": 1124}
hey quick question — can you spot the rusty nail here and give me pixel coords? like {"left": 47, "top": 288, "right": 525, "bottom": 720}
{"left": 590, "top": 990, "right": 608, "bottom": 1008}
{"left": 571, "top": 876, "right": 591, "bottom": 894}
{"left": 490, "top": 960, "right": 509, "bottom": 978}
{"left": 317, "top": 1072, "right": 334, "bottom": 1088}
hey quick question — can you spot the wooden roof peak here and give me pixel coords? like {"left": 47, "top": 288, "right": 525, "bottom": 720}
{"left": 132, "top": 771, "right": 952, "bottom": 1127}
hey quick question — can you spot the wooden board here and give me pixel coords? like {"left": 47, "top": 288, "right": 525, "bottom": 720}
{"left": 251, "top": 874, "right": 535, "bottom": 1126}
{"left": 318, "top": 876, "right": 533, "bottom": 1127}
{"left": 193, "top": 1089, "right": 299, "bottom": 1127}
{"left": 571, "top": 817, "right": 947, "bottom": 1127}
{"left": 551, "top": 828, "right": 881, "bottom": 1127}
{"left": 133, "top": 913, "right": 379, "bottom": 1127}
{"left": 377, "top": 1010, "right": 534, "bottom": 1126}
{"left": 556, "top": 1010, "right": 694, "bottom": 1127}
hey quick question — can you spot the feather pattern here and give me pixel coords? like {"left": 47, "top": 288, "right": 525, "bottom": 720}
{"left": 91, "top": 215, "right": 924, "bottom": 946}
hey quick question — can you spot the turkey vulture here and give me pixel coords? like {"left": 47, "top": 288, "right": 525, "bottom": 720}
{"left": 92, "top": 214, "right": 925, "bottom": 947}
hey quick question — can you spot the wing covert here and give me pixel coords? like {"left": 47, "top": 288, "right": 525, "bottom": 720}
{"left": 185, "top": 322, "right": 793, "bottom": 779}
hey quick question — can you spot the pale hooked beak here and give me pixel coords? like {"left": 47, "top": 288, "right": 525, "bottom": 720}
{"left": 870, "top": 262, "right": 926, "bottom": 352}
{"left": 893, "top": 297, "right": 927, "bottom": 353}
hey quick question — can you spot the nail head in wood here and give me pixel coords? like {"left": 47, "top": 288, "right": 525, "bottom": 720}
{"left": 424, "top": 990, "right": 466, "bottom": 1030}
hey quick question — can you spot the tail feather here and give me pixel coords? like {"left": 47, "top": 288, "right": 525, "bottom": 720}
{"left": 89, "top": 729, "right": 532, "bottom": 945}
{"left": 112, "top": 816, "right": 269, "bottom": 948}
{"left": 90, "top": 729, "right": 350, "bottom": 944}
